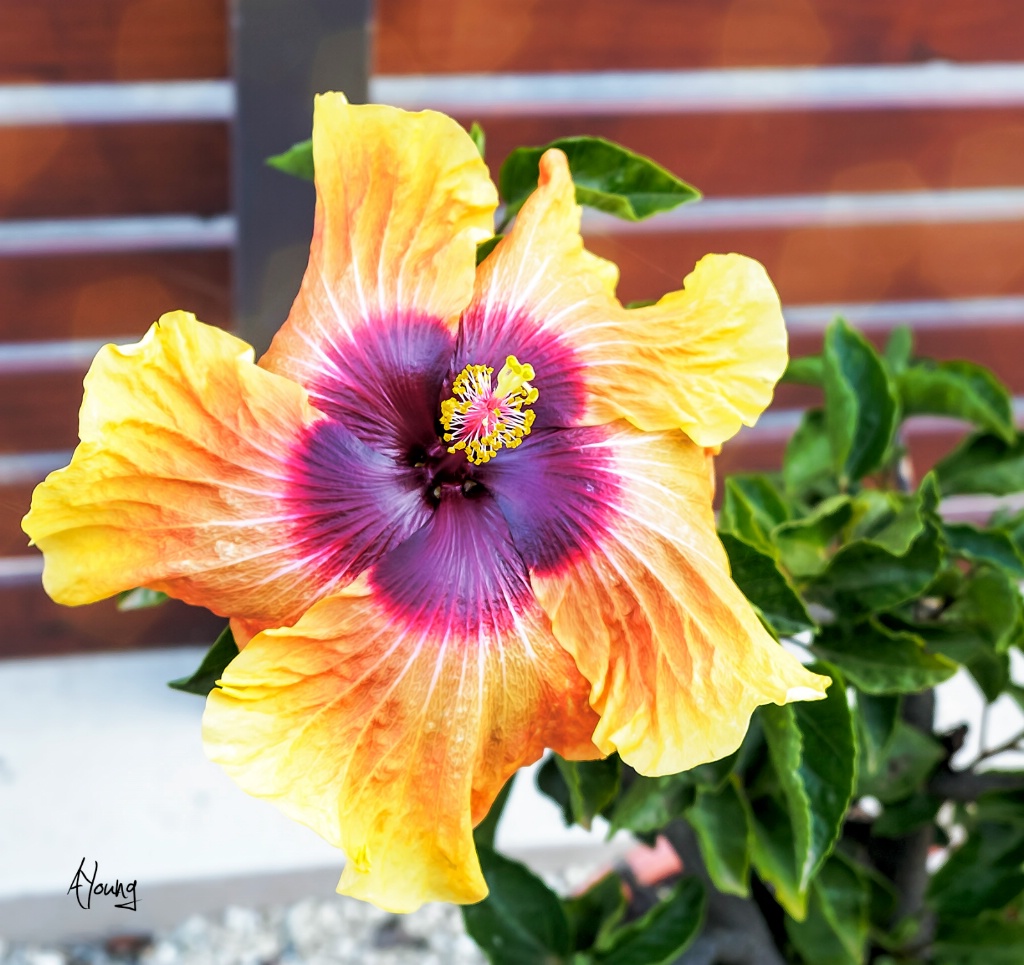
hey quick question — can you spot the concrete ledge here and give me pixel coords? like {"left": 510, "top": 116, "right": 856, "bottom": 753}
{"left": 0, "top": 648, "right": 625, "bottom": 943}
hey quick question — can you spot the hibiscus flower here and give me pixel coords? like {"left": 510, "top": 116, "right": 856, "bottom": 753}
{"left": 23, "top": 93, "right": 828, "bottom": 912}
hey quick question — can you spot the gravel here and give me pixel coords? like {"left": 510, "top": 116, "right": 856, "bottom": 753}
{"left": 0, "top": 864, "right": 606, "bottom": 965}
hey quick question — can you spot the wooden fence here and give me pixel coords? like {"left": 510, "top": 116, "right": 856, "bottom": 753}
{"left": 2, "top": 0, "right": 1023, "bottom": 654}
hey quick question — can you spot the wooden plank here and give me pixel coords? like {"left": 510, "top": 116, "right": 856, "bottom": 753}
{"left": 0, "top": 124, "right": 229, "bottom": 220}
{"left": 376, "top": 0, "right": 1024, "bottom": 74}
{"left": 471, "top": 108, "right": 1024, "bottom": 199}
{"left": 1, "top": 484, "right": 34, "bottom": 556}
{"left": 0, "top": 252, "right": 231, "bottom": 343}
{"left": 1, "top": 0, "right": 228, "bottom": 83}
{"left": 0, "top": 580, "right": 224, "bottom": 658}
{"left": 586, "top": 221, "right": 1024, "bottom": 307}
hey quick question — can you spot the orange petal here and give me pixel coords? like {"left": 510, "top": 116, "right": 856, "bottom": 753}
{"left": 528, "top": 424, "right": 829, "bottom": 776}
{"left": 261, "top": 92, "right": 499, "bottom": 395}
{"left": 23, "top": 313, "right": 430, "bottom": 626}
{"left": 204, "top": 499, "right": 599, "bottom": 912}
{"left": 468, "top": 149, "right": 786, "bottom": 447}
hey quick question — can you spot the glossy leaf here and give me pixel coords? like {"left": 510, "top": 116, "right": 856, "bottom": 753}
{"left": 783, "top": 355, "right": 824, "bottom": 387}
{"left": 608, "top": 774, "right": 694, "bottom": 836}
{"left": 167, "top": 625, "right": 238, "bottom": 696}
{"left": 873, "top": 792, "right": 942, "bottom": 838}
{"left": 476, "top": 234, "right": 503, "bottom": 264}
{"left": 749, "top": 791, "right": 807, "bottom": 919}
{"left": 116, "top": 587, "right": 169, "bottom": 610}
{"left": 499, "top": 136, "right": 700, "bottom": 221}
{"left": 809, "top": 477, "right": 944, "bottom": 615}
{"left": 266, "top": 137, "right": 314, "bottom": 181}
{"left": 761, "top": 667, "right": 857, "bottom": 901}
{"left": 822, "top": 318, "right": 899, "bottom": 485}
{"left": 462, "top": 846, "right": 571, "bottom": 964}
{"left": 856, "top": 692, "right": 901, "bottom": 777}
{"left": 719, "top": 532, "right": 816, "bottom": 637}
{"left": 942, "top": 522, "right": 1024, "bottom": 578}
{"left": 858, "top": 720, "right": 944, "bottom": 804}
{"left": 785, "top": 855, "right": 870, "bottom": 965}
{"left": 719, "top": 474, "right": 791, "bottom": 552}
{"left": 536, "top": 755, "right": 574, "bottom": 826}
{"left": 882, "top": 325, "right": 913, "bottom": 375}
{"left": 811, "top": 621, "right": 957, "bottom": 695}
{"left": 469, "top": 121, "right": 486, "bottom": 159}
{"left": 899, "top": 359, "right": 1015, "bottom": 443}
{"left": 933, "top": 916, "right": 1024, "bottom": 964}
{"left": 928, "top": 821, "right": 1024, "bottom": 918}
{"left": 774, "top": 495, "right": 852, "bottom": 579}
{"left": 686, "top": 776, "right": 753, "bottom": 897}
{"left": 474, "top": 775, "right": 515, "bottom": 849}
{"left": 784, "top": 408, "right": 837, "bottom": 500}
{"left": 554, "top": 755, "right": 621, "bottom": 830}
{"left": 592, "top": 877, "right": 705, "bottom": 965}
{"left": 564, "top": 873, "right": 627, "bottom": 954}
{"left": 934, "top": 432, "right": 1024, "bottom": 496}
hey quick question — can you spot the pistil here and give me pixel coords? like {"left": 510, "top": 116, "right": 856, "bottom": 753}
{"left": 440, "top": 356, "right": 538, "bottom": 465}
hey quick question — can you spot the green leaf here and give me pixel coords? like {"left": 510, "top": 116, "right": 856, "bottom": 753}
{"left": 857, "top": 719, "right": 944, "bottom": 804}
{"left": 935, "top": 432, "right": 1024, "bottom": 496}
{"left": 474, "top": 774, "right": 515, "bottom": 850}
{"left": 774, "top": 494, "right": 853, "bottom": 579}
{"left": 822, "top": 317, "right": 900, "bottom": 485}
{"left": 592, "top": 877, "right": 705, "bottom": 965}
{"left": 810, "top": 621, "right": 957, "bottom": 695}
{"left": 719, "top": 532, "right": 816, "bottom": 637}
{"left": 760, "top": 669, "right": 857, "bottom": 900}
{"left": 855, "top": 692, "right": 900, "bottom": 776}
{"left": 873, "top": 791, "right": 941, "bottom": 837}
{"left": 563, "top": 874, "right": 627, "bottom": 954}
{"left": 554, "top": 755, "right": 621, "bottom": 830}
{"left": 461, "top": 846, "right": 570, "bottom": 965}
{"left": 783, "top": 355, "right": 824, "bottom": 387}
{"left": 899, "top": 359, "right": 1015, "bottom": 443}
{"left": 928, "top": 821, "right": 1024, "bottom": 919}
{"left": 469, "top": 121, "right": 486, "bottom": 159}
{"left": 882, "top": 325, "right": 913, "bottom": 375}
{"left": 167, "top": 626, "right": 238, "bottom": 696}
{"left": 846, "top": 490, "right": 926, "bottom": 555}
{"left": 934, "top": 915, "right": 1024, "bottom": 964}
{"left": 785, "top": 855, "right": 870, "bottom": 965}
{"left": 116, "top": 587, "right": 169, "bottom": 610}
{"left": 499, "top": 136, "right": 700, "bottom": 222}
{"left": 608, "top": 774, "right": 694, "bottom": 836}
{"left": 942, "top": 521, "right": 1024, "bottom": 577}
{"left": 536, "top": 755, "right": 574, "bottom": 827}
{"left": 783, "top": 408, "right": 837, "bottom": 500}
{"left": 719, "top": 474, "right": 791, "bottom": 552}
{"left": 266, "top": 137, "right": 314, "bottom": 181}
{"left": 749, "top": 792, "right": 807, "bottom": 918}
{"left": 476, "top": 235, "right": 503, "bottom": 264}
{"left": 808, "top": 477, "right": 944, "bottom": 615}
{"left": 686, "top": 776, "right": 753, "bottom": 897}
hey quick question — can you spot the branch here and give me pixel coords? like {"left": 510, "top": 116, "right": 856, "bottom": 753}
{"left": 663, "top": 820, "right": 789, "bottom": 965}
{"left": 929, "top": 768, "right": 1024, "bottom": 802}
{"left": 971, "top": 727, "right": 1024, "bottom": 767}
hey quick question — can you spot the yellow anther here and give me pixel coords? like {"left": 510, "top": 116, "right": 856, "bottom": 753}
{"left": 440, "top": 357, "right": 539, "bottom": 465}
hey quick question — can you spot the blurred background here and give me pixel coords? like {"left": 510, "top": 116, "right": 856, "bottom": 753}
{"left": 1, "top": 0, "right": 1023, "bottom": 947}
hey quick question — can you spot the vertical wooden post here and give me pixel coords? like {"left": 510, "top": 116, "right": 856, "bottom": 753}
{"left": 231, "top": 0, "right": 372, "bottom": 352}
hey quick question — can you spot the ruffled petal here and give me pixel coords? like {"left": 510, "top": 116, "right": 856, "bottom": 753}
{"left": 204, "top": 496, "right": 599, "bottom": 912}
{"left": 23, "top": 313, "right": 430, "bottom": 626}
{"left": 459, "top": 149, "right": 786, "bottom": 446}
{"left": 490, "top": 423, "right": 829, "bottom": 776}
{"left": 261, "top": 93, "right": 498, "bottom": 451}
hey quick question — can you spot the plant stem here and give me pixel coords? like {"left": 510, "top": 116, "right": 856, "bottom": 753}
{"left": 971, "top": 725, "right": 1024, "bottom": 767}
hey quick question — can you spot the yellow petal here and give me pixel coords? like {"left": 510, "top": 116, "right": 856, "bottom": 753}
{"left": 204, "top": 516, "right": 600, "bottom": 911}
{"left": 471, "top": 149, "right": 786, "bottom": 446}
{"left": 22, "top": 312, "right": 429, "bottom": 627}
{"left": 529, "top": 424, "right": 829, "bottom": 776}
{"left": 262, "top": 92, "right": 499, "bottom": 391}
